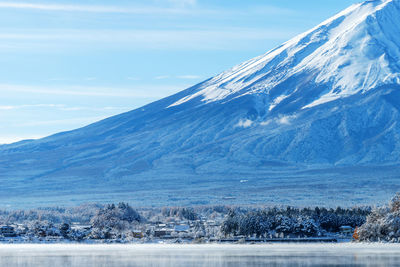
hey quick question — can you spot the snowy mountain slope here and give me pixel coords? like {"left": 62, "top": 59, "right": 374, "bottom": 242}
{"left": 1, "top": 0, "right": 400, "bottom": 207}
{"left": 170, "top": 0, "right": 400, "bottom": 110}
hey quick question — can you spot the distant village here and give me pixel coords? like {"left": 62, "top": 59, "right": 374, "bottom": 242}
{"left": 0, "top": 203, "right": 370, "bottom": 244}
{"left": 0, "top": 221, "right": 353, "bottom": 244}
{"left": 0, "top": 216, "right": 223, "bottom": 244}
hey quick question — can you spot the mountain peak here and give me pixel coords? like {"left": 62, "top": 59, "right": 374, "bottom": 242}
{"left": 170, "top": 0, "right": 400, "bottom": 111}
{"left": 2, "top": 0, "right": 400, "bottom": 207}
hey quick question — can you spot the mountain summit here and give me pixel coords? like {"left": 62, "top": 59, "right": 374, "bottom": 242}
{"left": 172, "top": 0, "right": 400, "bottom": 111}
{"left": 2, "top": 0, "right": 400, "bottom": 207}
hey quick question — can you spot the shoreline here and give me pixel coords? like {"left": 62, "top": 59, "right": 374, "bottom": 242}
{"left": 1, "top": 242, "right": 398, "bottom": 247}
{"left": 0, "top": 243, "right": 399, "bottom": 250}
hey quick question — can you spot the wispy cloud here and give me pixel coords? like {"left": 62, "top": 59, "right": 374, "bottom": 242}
{"left": 0, "top": 28, "right": 298, "bottom": 52}
{"left": 0, "top": 104, "right": 130, "bottom": 112}
{"left": 248, "top": 5, "right": 297, "bottom": 16}
{"left": 0, "top": 104, "right": 65, "bottom": 110}
{"left": 154, "top": 75, "right": 170, "bottom": 80}
{"left": 235, "top": 119, "right": 254, "bottom": 128}
{"left": 0, "top": 83, "right": 184, "bottom": 98}
{"left": 0, "top": 28, "right": 295, "bottom": 42}
{"left": 0, "top": 1, "right": 296, "bottom": 17}
{"left": 59, "top": 106, "right": 131, "bottom": 112}
{"left": 177, "top": 75, "right": 201, "bottom": 79}
{"left": 0, "top": 2, "right": 193, "bottom": 14}
{"left": 155, "top": 75, "right": 201, "bottom": 80}
{"left": 12, "top": 116, "right": 107, "bottom": 127}
{"left": 0, "top": 105, "right": 15, "bottom": 110}
{"left": 167, "top": 0, "right": 196, "bottom": 7}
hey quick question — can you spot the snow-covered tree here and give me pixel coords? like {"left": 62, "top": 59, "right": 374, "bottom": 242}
{"left": 357, "top": 193, "right": 400, "bottom": 242}
{"left": 90, "top": 203, "right": 142, "bottom": 233}
{"left": 221, "top": 210, "right": 239, "bottom": 236}
{"left": 294, "top": 216, "right": 319, "bottom": 237}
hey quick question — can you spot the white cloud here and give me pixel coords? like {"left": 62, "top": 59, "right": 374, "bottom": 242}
{"left": 0, "top": 28, "right": 297, "bottom": 51}
{"left": 0, "top": 2, "right": 296, "bottom": 17}
{"left": 167, "top": 0, "right": 196, "bottom": 7}
{"left": 0, "top": 83, "right": 183, "bottom": 98}
{"left": 235, "top": 119, "right": 254, "bottom": 128}
{"left": 277, "top": 115, "right": 296, "bottom": 125}
{"left": 0, "top": 104, "right": 131, "bottom": 112}
{"left": 177, "top": 75, "right": 201, "bottom": 79}
{"left": 103, "top": 106, "right": 131, "bottom": 111}
{"left": 0, "top": 104, "right": 64, "bottom": 110}
{"left": 0, "top": 105, "right": 14, "bottom": 110}
{"left": 59, "top": 106, "right": 129, "bottom": 112}
{"left": 249, "top": 5, "right": 297, "bottom": 16}
{"left": 260, "top": 119, "right": 272, "bottom": 126}
{"left": 278, "top": 116, "right": 291, "bottom": 125}
{"left": 155, "top": 75, "right": 201, "bottom": 80}
{"left": 155, "top": 75, "right": 170, "bottom": 80}
{"left": 0, "top": 2, "right": 191, "bottom": 14}
{"left": 12, "top": 116, "right": 107, "bottom": 127}
{"left": 260, "top": 115, "right": 297, "bottom": 126}
{"left": 0, "top": 28, "right": 294, "bottom": 42}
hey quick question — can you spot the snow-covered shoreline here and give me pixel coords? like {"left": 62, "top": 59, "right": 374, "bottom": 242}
{"left": 0, "top": 242, "right": 399, "bottom": 249}
{"left": 1, "top": 242, "right": 400, "bottom": 254}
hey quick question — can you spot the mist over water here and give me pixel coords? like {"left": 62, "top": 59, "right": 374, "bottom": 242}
{"left": 1, "top": 244, "right": 400, "bottom": 267}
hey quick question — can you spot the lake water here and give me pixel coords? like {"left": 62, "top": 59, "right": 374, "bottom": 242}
{"left": 0, "top": 243, "right": 400, "bottom": 266}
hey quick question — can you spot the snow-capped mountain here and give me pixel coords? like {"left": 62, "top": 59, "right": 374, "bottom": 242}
{"left": 2, "top": 0, "right": 400, "bottom": 207}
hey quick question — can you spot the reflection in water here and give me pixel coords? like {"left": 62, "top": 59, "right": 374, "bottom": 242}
{"left": 1, "top": 244, "right": 400, "bottom": 267}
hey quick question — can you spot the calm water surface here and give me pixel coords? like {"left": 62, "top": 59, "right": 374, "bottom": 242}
{"left": 0, "top": 243, "right": 400, "bottom": 266}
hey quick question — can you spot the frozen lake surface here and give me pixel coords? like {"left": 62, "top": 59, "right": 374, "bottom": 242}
{"left": 1, "top": 243, "right": 400, "bottom": 266}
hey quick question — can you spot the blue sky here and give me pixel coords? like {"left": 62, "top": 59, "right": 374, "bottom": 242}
{"left": 0, "top": 0, "right": 359, "bottom": 144}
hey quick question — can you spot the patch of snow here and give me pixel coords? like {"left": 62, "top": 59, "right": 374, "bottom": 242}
{"left": 269, "top": 95, "right": 290, "bottom": 111}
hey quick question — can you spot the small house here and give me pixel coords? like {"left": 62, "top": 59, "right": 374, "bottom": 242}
{"left": 154, "top": 229, "right": 172, "bottom": 238}
{"left": 206, "top": 220, "right": 219, "bottom": 227}
{"left": 0, "top": 225, "right": 16, "bottom": 237}
{"left": 174, "top": 225, "right": 190, "bottom": 233}
{"left": 71, "top": 223, "right": 92, "bottom": 231}
{"left": 339, "top": 226, "right": 353, "bottom": 235}
{"left": 132, "top": 230, "right": 143, "bottom": 238}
